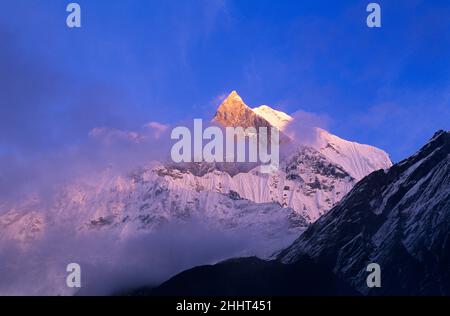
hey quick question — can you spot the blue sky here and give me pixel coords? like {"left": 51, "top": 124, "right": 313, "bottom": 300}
{"left": 0, "top": 0, "right": 449, "bottom": 161}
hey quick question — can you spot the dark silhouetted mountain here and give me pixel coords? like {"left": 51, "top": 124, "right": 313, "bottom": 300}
{"left": 279, "top": 130, "right": 450, "bottom": 295}
{"left": 130, "top": 257, "right": 357, "bottom": 296}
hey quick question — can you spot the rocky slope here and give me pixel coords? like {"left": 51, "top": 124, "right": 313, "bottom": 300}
{"left": 279, "top": 130, "right": 450, "bottom": 295}
{"left": 213, "top": 91, "right": 273, "bottom": 130}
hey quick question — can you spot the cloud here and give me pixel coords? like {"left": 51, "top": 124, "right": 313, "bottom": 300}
{"left": 89, "top": 120, "right": 171, "bottom": 145}
{"left": 290, "top": 110, "right": 331, "bottom": 130}
{"left": 283, "top": 109, "right": 331, "bottom": 146}
{"left": 144, "top": 122, "right": 170, "bottom": 139}
{"left": 0, "top": 120, "right": 175, "bottom": 206}
{"left": 89, "top": 127, "right": 144, "bottom": 145}
{"left": 0, "top": 208, "right": 292, "bottom": 296}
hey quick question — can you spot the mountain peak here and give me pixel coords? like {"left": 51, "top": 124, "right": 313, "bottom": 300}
{"left": 213, "top": 91, "right": 271, "bottom": 129}
{"left": 427, "top": 130, "right": 450, "bottom": 153}
{"left": 218, "top": 90, "right": 248, "bottom": 111}
{"left": 227, "top": 90, "right": 243, "bottom": 102}
{"left": 430, "top": 129, "right": 449, "bottom": 143}
{"left": 395, "top": 129, "right": 450, "bottom": 172}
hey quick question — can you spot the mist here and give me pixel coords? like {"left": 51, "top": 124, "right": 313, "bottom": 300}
{"left": 1, "top": 212, "right": 288, "bottom": 295}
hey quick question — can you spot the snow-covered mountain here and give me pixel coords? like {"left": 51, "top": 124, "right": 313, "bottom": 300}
{"left": 208, "top": 91, "right": 392, "bottom": 220}
{"left": 162, "top": 147, "right": 355, "bottom": 223}
{"left": 1, "top": 91, "right": 392, "bottom": 246}
{"left": 0, "top": 164, "right": 305, "bottom": 256}
{"left": 0, "top": 150, "right": 348, "bottom": 253}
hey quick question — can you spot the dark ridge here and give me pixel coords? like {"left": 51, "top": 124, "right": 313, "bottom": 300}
{"left": 129, "top": 257, "right": 358, "bottom": 296}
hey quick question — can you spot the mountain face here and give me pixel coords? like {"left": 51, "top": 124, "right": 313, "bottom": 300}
{"left": 148, "top": 131, "right": 450, "bottom": 296}
{"left": 0, "top": 149, "right": 349, "bottom": 253}
{"left": 279, "top": 130, "right": 450, "bottom": 295}
{"left": 0, "top": 164, "right": 304, "bottom": 256}
{"left": 312, "top": 128, "right": 392, "bottom": 181}
{"left": 163, "top": 146, "right": 355, "bottom": 223}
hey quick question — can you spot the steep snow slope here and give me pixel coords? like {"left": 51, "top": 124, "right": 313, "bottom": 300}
{"left": 252, "top": 105, "right": 293, "bottom": 130}
{"left": 312, "top": 128, "right": 393, "bottom": 181}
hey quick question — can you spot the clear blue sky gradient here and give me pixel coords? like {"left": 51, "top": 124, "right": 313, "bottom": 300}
{"left": 0, "top": 0, "right": 449, "bottom": 161}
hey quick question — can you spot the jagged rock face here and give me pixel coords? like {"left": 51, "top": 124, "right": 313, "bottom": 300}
{"left": 160, "top": 147, "right": 355, "bottom": 223}
{"left": 213, "top": 91, "right": 273, "bottom": 130}
{"left": 279, "top": 130, "right": 450, "bottom": 295}
{"left": 0, "top": 164, "right": 306, "bottom": 257}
